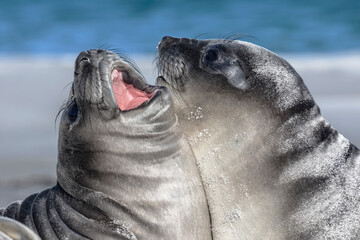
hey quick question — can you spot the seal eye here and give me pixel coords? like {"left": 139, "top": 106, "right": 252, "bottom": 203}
{"left": 68, "top": 100, "right": 78, "bottom": 122}
{"left": 205, "top": 50, "right": 218, "bottom": 62}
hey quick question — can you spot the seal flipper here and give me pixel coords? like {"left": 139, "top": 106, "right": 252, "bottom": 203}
{"left": 17, "top": 193, "right": 37, "bottom": 229}
{"left": 46, "top": 189, "right": 89, "bottom": 240}
{"left": 53, "top": 186, "right": 136, "bottom": 240}
{"left": 1, "top": 201, "right": 21, "bottom": 220}
{"left": 31, "top": 189, "right": 58, "bottom": 239}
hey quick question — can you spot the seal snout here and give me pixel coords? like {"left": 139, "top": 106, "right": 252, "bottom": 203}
{"left": 158, "top": 36, "right": 181, "bottom": 51}
{"left": 157, "top": 36, "right": 189, "bottom": 90}
{"left": 73, "top": 49, "right": 160, "bottom": 112}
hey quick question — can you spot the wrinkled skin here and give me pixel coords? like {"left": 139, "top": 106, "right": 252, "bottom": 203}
{"left": 157, "top": 36, "right": 360, "bottom": 240}
{"left": 1, "top": 49, "right": 212, "bottom": 240}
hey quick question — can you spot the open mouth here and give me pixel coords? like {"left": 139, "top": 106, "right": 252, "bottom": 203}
{"left": 111, "top": 68, "right": 157, "bottom": 111}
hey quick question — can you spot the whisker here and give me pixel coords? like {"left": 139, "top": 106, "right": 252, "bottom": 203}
{"left": 62, "top": 81, "right": 74, "bottom": 91}
{"left": 194, "top": 33, "right": 214, "bottom": 39}
{"left": 98, "top": 46, "right": 147, "bottom": 81}
{"left": 107, "top": 47, "right": 127, "bottom": 56}
{"left": 151, "top": 48, "right": 158, "bottom": 55}
{"left": 98, "top": 43, "right": 112, "bottom": 50}
{"left": 115, "top": 52, "right": 145, "bottom": 80}
{"left": 221, "top": 33, "right": 258, "bottom": 42}
{"left": 153, "top": 55, "right": 161, "bottom": 76}
{"left": 54, "top": 102, "right": 67, "bottom": 130}
{"left": 152, "top": 55, "right": 159, "bottom": 66}
{"left": 223, "top": 32, "right": 236, "bottom": 39}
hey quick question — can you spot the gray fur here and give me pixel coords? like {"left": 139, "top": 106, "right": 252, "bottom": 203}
{"left": 1, "top": 49, "right": 212, "bottom": 240}
{"left": 157, "top": 36, "right": 360, "bottom": 239}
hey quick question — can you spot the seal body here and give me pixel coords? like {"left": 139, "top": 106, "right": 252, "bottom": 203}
{"left": 1, "top": 49, "right": 212, "bottom": 240}
{"left": 157, "top": 36, "right": 360, "bottom": 239}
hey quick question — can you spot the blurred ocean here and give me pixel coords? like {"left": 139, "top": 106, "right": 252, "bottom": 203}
{"left": 0, "top": 0, "right": 360, "bottom": 54}
{"left": 0, "top": 1, "right": 359, "bottom": 205}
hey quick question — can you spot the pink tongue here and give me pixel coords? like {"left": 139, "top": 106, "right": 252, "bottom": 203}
{"left": 111, "top": 69, "right": 155, "bottom": 111}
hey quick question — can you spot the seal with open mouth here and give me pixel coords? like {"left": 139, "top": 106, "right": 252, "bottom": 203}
{"left": 157, "top": 36, "right": 360, "bottom": 239}
{"left": 1, "top": 49, "right": 212, "bottom": 240}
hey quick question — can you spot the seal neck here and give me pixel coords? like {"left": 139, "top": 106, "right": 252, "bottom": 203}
{"left": 56, "top": 89, "right": 198, "bottom": 238}
{"left": 57, "top": 92, "right": 178, "bottom": 199}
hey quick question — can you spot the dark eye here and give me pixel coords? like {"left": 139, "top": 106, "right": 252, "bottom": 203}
{"left": 205, "top": 49, "right": 218, "bottom": 62}
{"left": 68, "top": 100, "right": 78, "bottom": 122}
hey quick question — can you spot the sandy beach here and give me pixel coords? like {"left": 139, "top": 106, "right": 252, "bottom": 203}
{"left": 0, "top": 53, "right": 359, "bottom": 207}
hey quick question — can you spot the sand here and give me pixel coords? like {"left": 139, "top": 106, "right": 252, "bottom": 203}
{"left": 0, "top": 53, "right": 359, "bottom": 206}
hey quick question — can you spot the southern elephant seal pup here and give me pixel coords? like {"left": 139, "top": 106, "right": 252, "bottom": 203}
{"left": 1, "top": 49, "right": 212, "bottom": 240}
{"left": 157, "top": 36, "right": 360, "bottom": 239}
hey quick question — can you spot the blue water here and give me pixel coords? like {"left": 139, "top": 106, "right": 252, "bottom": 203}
{"left": 0, "top": 0, "right": 359, "bottom": 54}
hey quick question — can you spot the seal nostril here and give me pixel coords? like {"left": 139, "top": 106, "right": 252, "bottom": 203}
{"left": 80, "top": 57, "right": 90, "bottom": 63}
{"left": 75, "top": 52, "right": 92, "bottom": 73}
{"left": 162, "top": 36, "right": 178, "bottom": 43}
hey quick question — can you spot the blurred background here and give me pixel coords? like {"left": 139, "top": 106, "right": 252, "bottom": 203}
{"left": 0, "top": 0, "right": 359, "bottom": 205}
